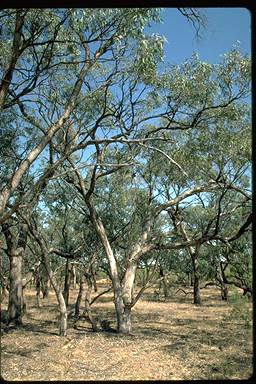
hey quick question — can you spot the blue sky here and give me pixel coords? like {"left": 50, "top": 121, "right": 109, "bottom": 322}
{"left": 156, "top": 8, "right": 251, "bottom": 65}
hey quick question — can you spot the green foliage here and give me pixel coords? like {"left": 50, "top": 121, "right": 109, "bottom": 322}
{"left": 1, "top": 8, "right": 251, "bottom": 312}
{"left": 224, "top": 289, "right": 252, "bottom": 328}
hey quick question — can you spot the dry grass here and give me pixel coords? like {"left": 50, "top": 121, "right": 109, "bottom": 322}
{"left": 1, "top": 285, "right": 253, "bottom": 380}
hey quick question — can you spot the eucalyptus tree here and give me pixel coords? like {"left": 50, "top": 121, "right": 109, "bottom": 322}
{"left": 19, "top": 202, "right": 87, "bottom": 336}
{"left": 0, "top": 7, "right": 169, "bottom": 222}
{"left": 205, "top": 214, "right": 252, "bottom": 299}
{"left": 56, "top": 46, "right": 251, "bottom": 331}
{"left": 63, "top": 153, "right": 222, "bottom": 332}
{"left": 0, "top": 7, "right": 172, "bottom": 330}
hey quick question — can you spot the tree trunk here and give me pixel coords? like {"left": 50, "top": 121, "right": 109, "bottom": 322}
{"left": 75, "top": 275, "right": 85, "bottom": 318}
{"left": 50, "top": 276, "right": 67, "bottom": 336}
{"left": 220, "top": 262, "right": 228, "bottom": 301}
{"left": 35, "top": 268, "right": 41, "bottom": 307}
{"left": 1, "top": 278, "right": 9, "bottom": 301}
{"left": 63, "top": 259, "right": 70, "bottom": 307}
{"left": 59, "top": 297, "right": 67, "bottom": 336}
{"left": 178, "top": 221, "right": 201, "bottom": 304}
{"left": 192, "top": 255, "right": 201, "bottom": 305}
{"left": 2, "top": 222, "right": 27, "bottom": 325}
{"left": 85, "top": 197, "right": 154, "bottom": 334}
{"left": 159, "top": 266, "right": 170, "bottom": 299}
{"left": 41, "top": 262, "right": 49, "bottom": 299}
{"left": 91, "top": 265, "right": 98, "bottom": 292}
{"left": 120, "top": 262, "right": 138, "bottom": 334}
{"left": 221, "top": 283, "right": 228, "bottom": 301}
{"left": 86, "top": 203, "right": 124, "bottom": 332}
{"left": 29, "top": 226, "right": 68, "bottom": 336}
{"left": 8, "top": 252, "right": 23, "bottom": 324}
{"left": 40, "top": 253, "right": 67, "bottom": 335}
{"left": 84, "top": 275, "right": 99, "bottom": 331}
{"left": 122, "top": 305, "right": 132, "bottom": 333}
{"left": 193, "top": 273, "right": 201, "bottom": 305}
{"left": 71, "top": 263, "right": 77, "bottom": 289}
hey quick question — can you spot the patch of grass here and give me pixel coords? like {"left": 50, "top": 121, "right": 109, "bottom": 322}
{"left": 224, "top": 290, "right": 252, "bottom": 328}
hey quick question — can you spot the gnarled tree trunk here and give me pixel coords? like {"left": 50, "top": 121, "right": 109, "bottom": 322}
{"left": 2, "top": 222, "right": 27, "bottom": 325}
{"left": 8, "top": 252, "right": 23, "bottom": 324}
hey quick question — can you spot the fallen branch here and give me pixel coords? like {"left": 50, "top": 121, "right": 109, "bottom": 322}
{"left": 175, "top": 288, "right": 193, "bottom": 296}
{"left": 201, "top": 282, "right": 220, "bottom": 290}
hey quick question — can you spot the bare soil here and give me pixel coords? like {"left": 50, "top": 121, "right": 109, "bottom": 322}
{"left": 1, "top": 285, "right": 253, "bottom": 380}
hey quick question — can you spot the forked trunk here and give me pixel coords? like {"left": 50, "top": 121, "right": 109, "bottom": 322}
{"left": 119, "top": 262, "right": 138, "bottom": 333}
{"left": 33, "top": 231, "right": 68, "bottom": 336}
{"left": 86, "top": 203, "right": 124, "bottom": 332}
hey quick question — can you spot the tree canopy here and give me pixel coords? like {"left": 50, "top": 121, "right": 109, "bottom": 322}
{"left": 0, "top": 7, "right": 251, "bottom": 334}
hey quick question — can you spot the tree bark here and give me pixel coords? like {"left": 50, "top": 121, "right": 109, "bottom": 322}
{"left": 159, "top": 266, "right": 170, "bottom": 299}
{"left": 8, "top": 252, "right": 23, "bottom": 324}
{"left": 75, "top": 275, "right": 85, "bottom": 318}
{"left": 193, "top": 272, "right": 201, "bottom": 305}
{"left": 220, "top": 262, "right": 228, "bottom": 301}
{"left": 179, "top": 221, "right": 201, "bottom": 305}
{"left": 41, "top": 262, "right": 49, "bottom": 299}
{"left": 71, "top": 263, "right": 77, "bottom": 289}
{"left": 35, "top": 269, "right": 41, "bottom": 307}
{"left": 63, "top": 259, "right": 70, "bottom": 307}
{"left": 221, "top": 283, "right": 228, "bottom": 301}
{"left": 2, "top": 222, "right": 27, "bottom": 325}
{"left": 192, "top": 256, "right": 201, "bottom": 305}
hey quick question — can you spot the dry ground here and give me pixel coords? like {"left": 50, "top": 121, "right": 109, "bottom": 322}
{"left": 1, "top": 284, "right": 253, "bottom": 380}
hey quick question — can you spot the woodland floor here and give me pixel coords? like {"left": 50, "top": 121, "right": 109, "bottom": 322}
{"left": 1, "top": 284, "right": 253, "bottom": 381}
